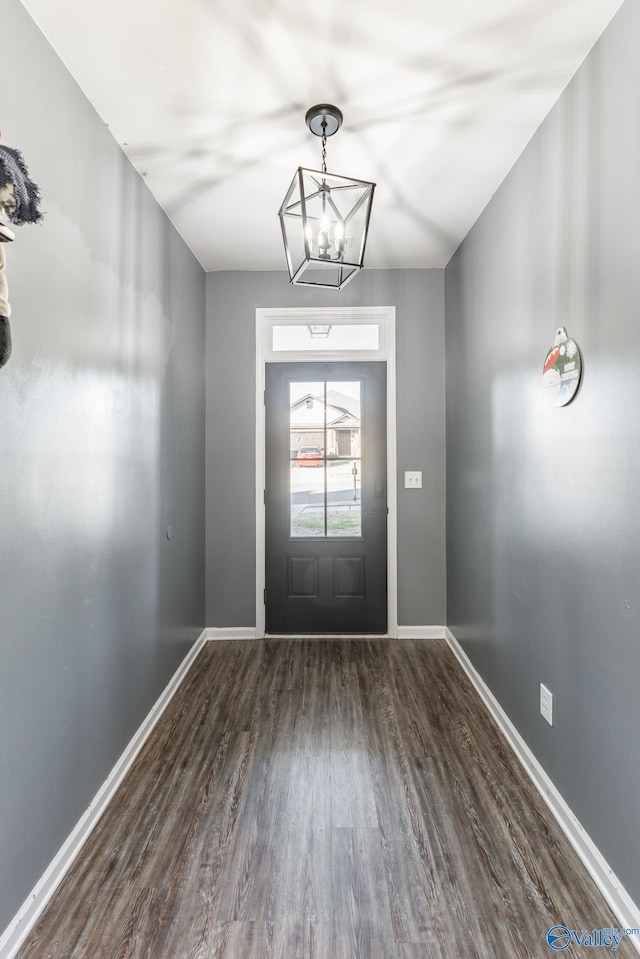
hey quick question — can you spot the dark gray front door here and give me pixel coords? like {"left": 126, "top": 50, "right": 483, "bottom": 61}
{"left": 265, "top": 361, "right": 387, "bottom": 633}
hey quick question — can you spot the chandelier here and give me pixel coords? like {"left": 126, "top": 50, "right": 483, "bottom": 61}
{"left": 278, "top": 104, "right": 375, "bottom": 290}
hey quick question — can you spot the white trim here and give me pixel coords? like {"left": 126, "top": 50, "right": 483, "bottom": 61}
{"left": 397, "top": 625, "right": 447, "bottom": 639}
{"left": 0, "top": 629, "right": 209, "bottom": 959}
{"left": 260, "top": 306, "right": 392, "bottom": 364}
{"left": 255, "top": 306, "right": 398, "bottom": 639}
{"left": 206, "top": 627, "right": 257, "bottom": 641}
{"left": 206, "top": 631, "right": 446, "bottom": 641}
{"left": 256, "top": 320, "right": 267, "bottom": 639}
{"left": 445, "top": 628, "right": 640, "bottom": 956}
{"left": 385, "top": 315, "right": 398, "bottom": 639}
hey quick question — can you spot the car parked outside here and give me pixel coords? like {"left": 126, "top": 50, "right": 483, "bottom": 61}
{"left": 296, "top": 445, "right": 323, "bottom": 466}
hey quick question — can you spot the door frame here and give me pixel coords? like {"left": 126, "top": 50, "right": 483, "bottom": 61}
{"left": 255, "top": 306, "right": 397, "bottom": 637}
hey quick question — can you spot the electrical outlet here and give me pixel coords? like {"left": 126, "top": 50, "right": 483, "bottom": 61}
{"left": 540, "top": 683, "right": 554, "bottom": 726}
{"left": 404, "top": 471, "right": 422, "bottom": 489}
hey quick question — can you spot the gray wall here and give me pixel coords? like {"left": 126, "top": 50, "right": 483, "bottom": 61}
{"left": 0, "top": 0, "right": 206, "bottom": 934}
{"left": 446, "top": 0, "right": 640, "bottom": 904}
{"left": 206, "top": 269, "right": 446, "bottom": 628}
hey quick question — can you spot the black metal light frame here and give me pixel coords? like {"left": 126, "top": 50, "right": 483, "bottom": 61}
{"left": 279, "top": 105, "right": 375, "bottom": 291}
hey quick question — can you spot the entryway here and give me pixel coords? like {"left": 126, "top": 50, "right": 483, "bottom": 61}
{"left": 255, "top": 306, "right": 398, "bottom": 637}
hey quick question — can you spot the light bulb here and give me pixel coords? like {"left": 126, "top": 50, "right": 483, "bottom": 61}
{"left": 318, "top": 215, "right": 331, "bottom": 257}
{"left": 305, "top": 222, "right": 314, "bottom": 251}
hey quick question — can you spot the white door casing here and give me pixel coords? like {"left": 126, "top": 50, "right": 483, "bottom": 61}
{"left": 255, "top": 306, "right": 397, "bottom": 638}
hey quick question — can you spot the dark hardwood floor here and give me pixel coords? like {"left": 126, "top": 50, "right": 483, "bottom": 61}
{"left": 16, "top": 639, "right": 635, "bottom": 958}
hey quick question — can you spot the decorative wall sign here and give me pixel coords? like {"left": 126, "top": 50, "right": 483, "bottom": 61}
{"left": 542, "top": 327, "right": 582, "bottom": 407}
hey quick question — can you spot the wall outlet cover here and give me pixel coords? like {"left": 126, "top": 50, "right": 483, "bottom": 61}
{"left": 540, "top": 683, "right": 554, "bottom": 726}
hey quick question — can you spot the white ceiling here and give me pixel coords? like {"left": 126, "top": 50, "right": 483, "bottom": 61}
{"left": 20, "top": 0, "right": 623, "bottom": 272}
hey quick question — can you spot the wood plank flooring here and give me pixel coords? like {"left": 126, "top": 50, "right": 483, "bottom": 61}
{"left": 16, "top": 639, "right": 636, "bottom": 958}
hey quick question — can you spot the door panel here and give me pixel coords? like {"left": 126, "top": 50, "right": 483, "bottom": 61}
{"left": 265, "top": 361, "right": 387, "bottom": 633}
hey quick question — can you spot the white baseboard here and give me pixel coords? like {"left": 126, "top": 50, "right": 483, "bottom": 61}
{"left": 206, "top": 627, "right": 257, "bottom": 641}
{"left": 212, "top": 629, "right": 447, "bottom": 641}
{"left": 397, "top": 625, "right": 447, "bottom": 639}
{"left": 0, "top": 629, "right": 208, "bottom": 959}
{"left": 445, "top": 628, "right": 640, "bottom": 955}
{"left": 208, "top": 629, "right": 448, "bottom": 641}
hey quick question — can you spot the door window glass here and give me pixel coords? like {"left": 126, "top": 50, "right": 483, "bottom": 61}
{"left": 289, "top": 380, "right": 362, "bottom": 538}
{"left": 273, "top": 324, "right": 379, "bottom": 352}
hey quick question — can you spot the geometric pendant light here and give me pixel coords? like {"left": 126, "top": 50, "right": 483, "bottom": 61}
{"left": 278, "top": 104, "right": 375, "bottom": 290}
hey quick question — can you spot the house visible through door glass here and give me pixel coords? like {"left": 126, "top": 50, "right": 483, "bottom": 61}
{"left": 289, "top": 380, "right": 362, "bottom": 538}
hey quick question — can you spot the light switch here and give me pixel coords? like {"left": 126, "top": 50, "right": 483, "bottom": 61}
{"left": 404, "top": 471, "right": 422, "bottom": 489}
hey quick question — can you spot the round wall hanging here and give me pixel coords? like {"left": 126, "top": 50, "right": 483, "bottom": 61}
{"left": 542, "top": 327, "right": 582, "bottom": 407}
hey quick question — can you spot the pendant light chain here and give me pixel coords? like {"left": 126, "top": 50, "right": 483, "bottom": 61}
{"left": 321, "top": 121, "right": 328, "bottom": 174}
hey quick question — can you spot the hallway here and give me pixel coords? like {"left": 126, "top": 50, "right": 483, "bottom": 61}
{"left": 16, "top": 639, "right": 633, "bottom": 958}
